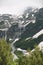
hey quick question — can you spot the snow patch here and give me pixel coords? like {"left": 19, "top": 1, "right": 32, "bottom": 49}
{"left": 38, "top": 41, "right": 43, "bottom": 50}
{"left": 25, "top": 37, "right": 31, "bottom": 41}
{"left": 17, "top": 48, "right": 29, "bottom": 56}
{"left": 11, "top": 38, "right": 19, "bottom": 60}
{"left": 32, "top": 20, "right": 35, "bottom": 23}
{"left": 0, "top": 28, "right": 8, "bottom": 31}
{"left": 33, "top": 29, "right": 43, "bottom": 38}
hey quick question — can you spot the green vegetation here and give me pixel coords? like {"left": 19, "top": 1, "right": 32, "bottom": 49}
{"left": 14, "top": 50, "right": 23, "bottom": 57}
{"left": 0, "top": 39, "right": 15, "bottom": 65}
{"left": 21, "top": 8, "right": 43, "bottom": 39}
{"left": 0, "top": 39, "right": 43, "bottom": 65}
{"left": 0, "top": 8, "right": 43, "bottom": 65}
{"left": 0, "top": 21, "right": 4, "bottom": 25}
{"left": 14, "top": 34, "right": 43, "bottom": 50}
{"left": 14, "top": 8, "right": 43, "bottom": 50}
{"left": 17, "top": 46, "right": 43, "bottom": 65}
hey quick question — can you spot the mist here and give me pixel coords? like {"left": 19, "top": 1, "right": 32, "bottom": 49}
{"left": 0, "top": 0, "right": 43, "bottom": 15}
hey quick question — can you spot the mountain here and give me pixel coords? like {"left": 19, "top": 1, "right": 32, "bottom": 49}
{"left": 0, "top": 7, "right": 43, "bottom": 51}
{"left": 0, "top": 14, "right": 18, "bottom": 39}
{"left": 14, "top": 8, "right": 43, "bottom": 50}
{"left": 7, "top": 7, "right": 39, "bottom": 41}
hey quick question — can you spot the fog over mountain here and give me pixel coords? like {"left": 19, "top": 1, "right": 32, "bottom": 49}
{"left": 0, "top": 0, "right": 43, "bottom": 15}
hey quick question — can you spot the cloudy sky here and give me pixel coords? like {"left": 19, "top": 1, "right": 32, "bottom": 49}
{"left": 0, "top": 0, "right": 43, "bottom": 15}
